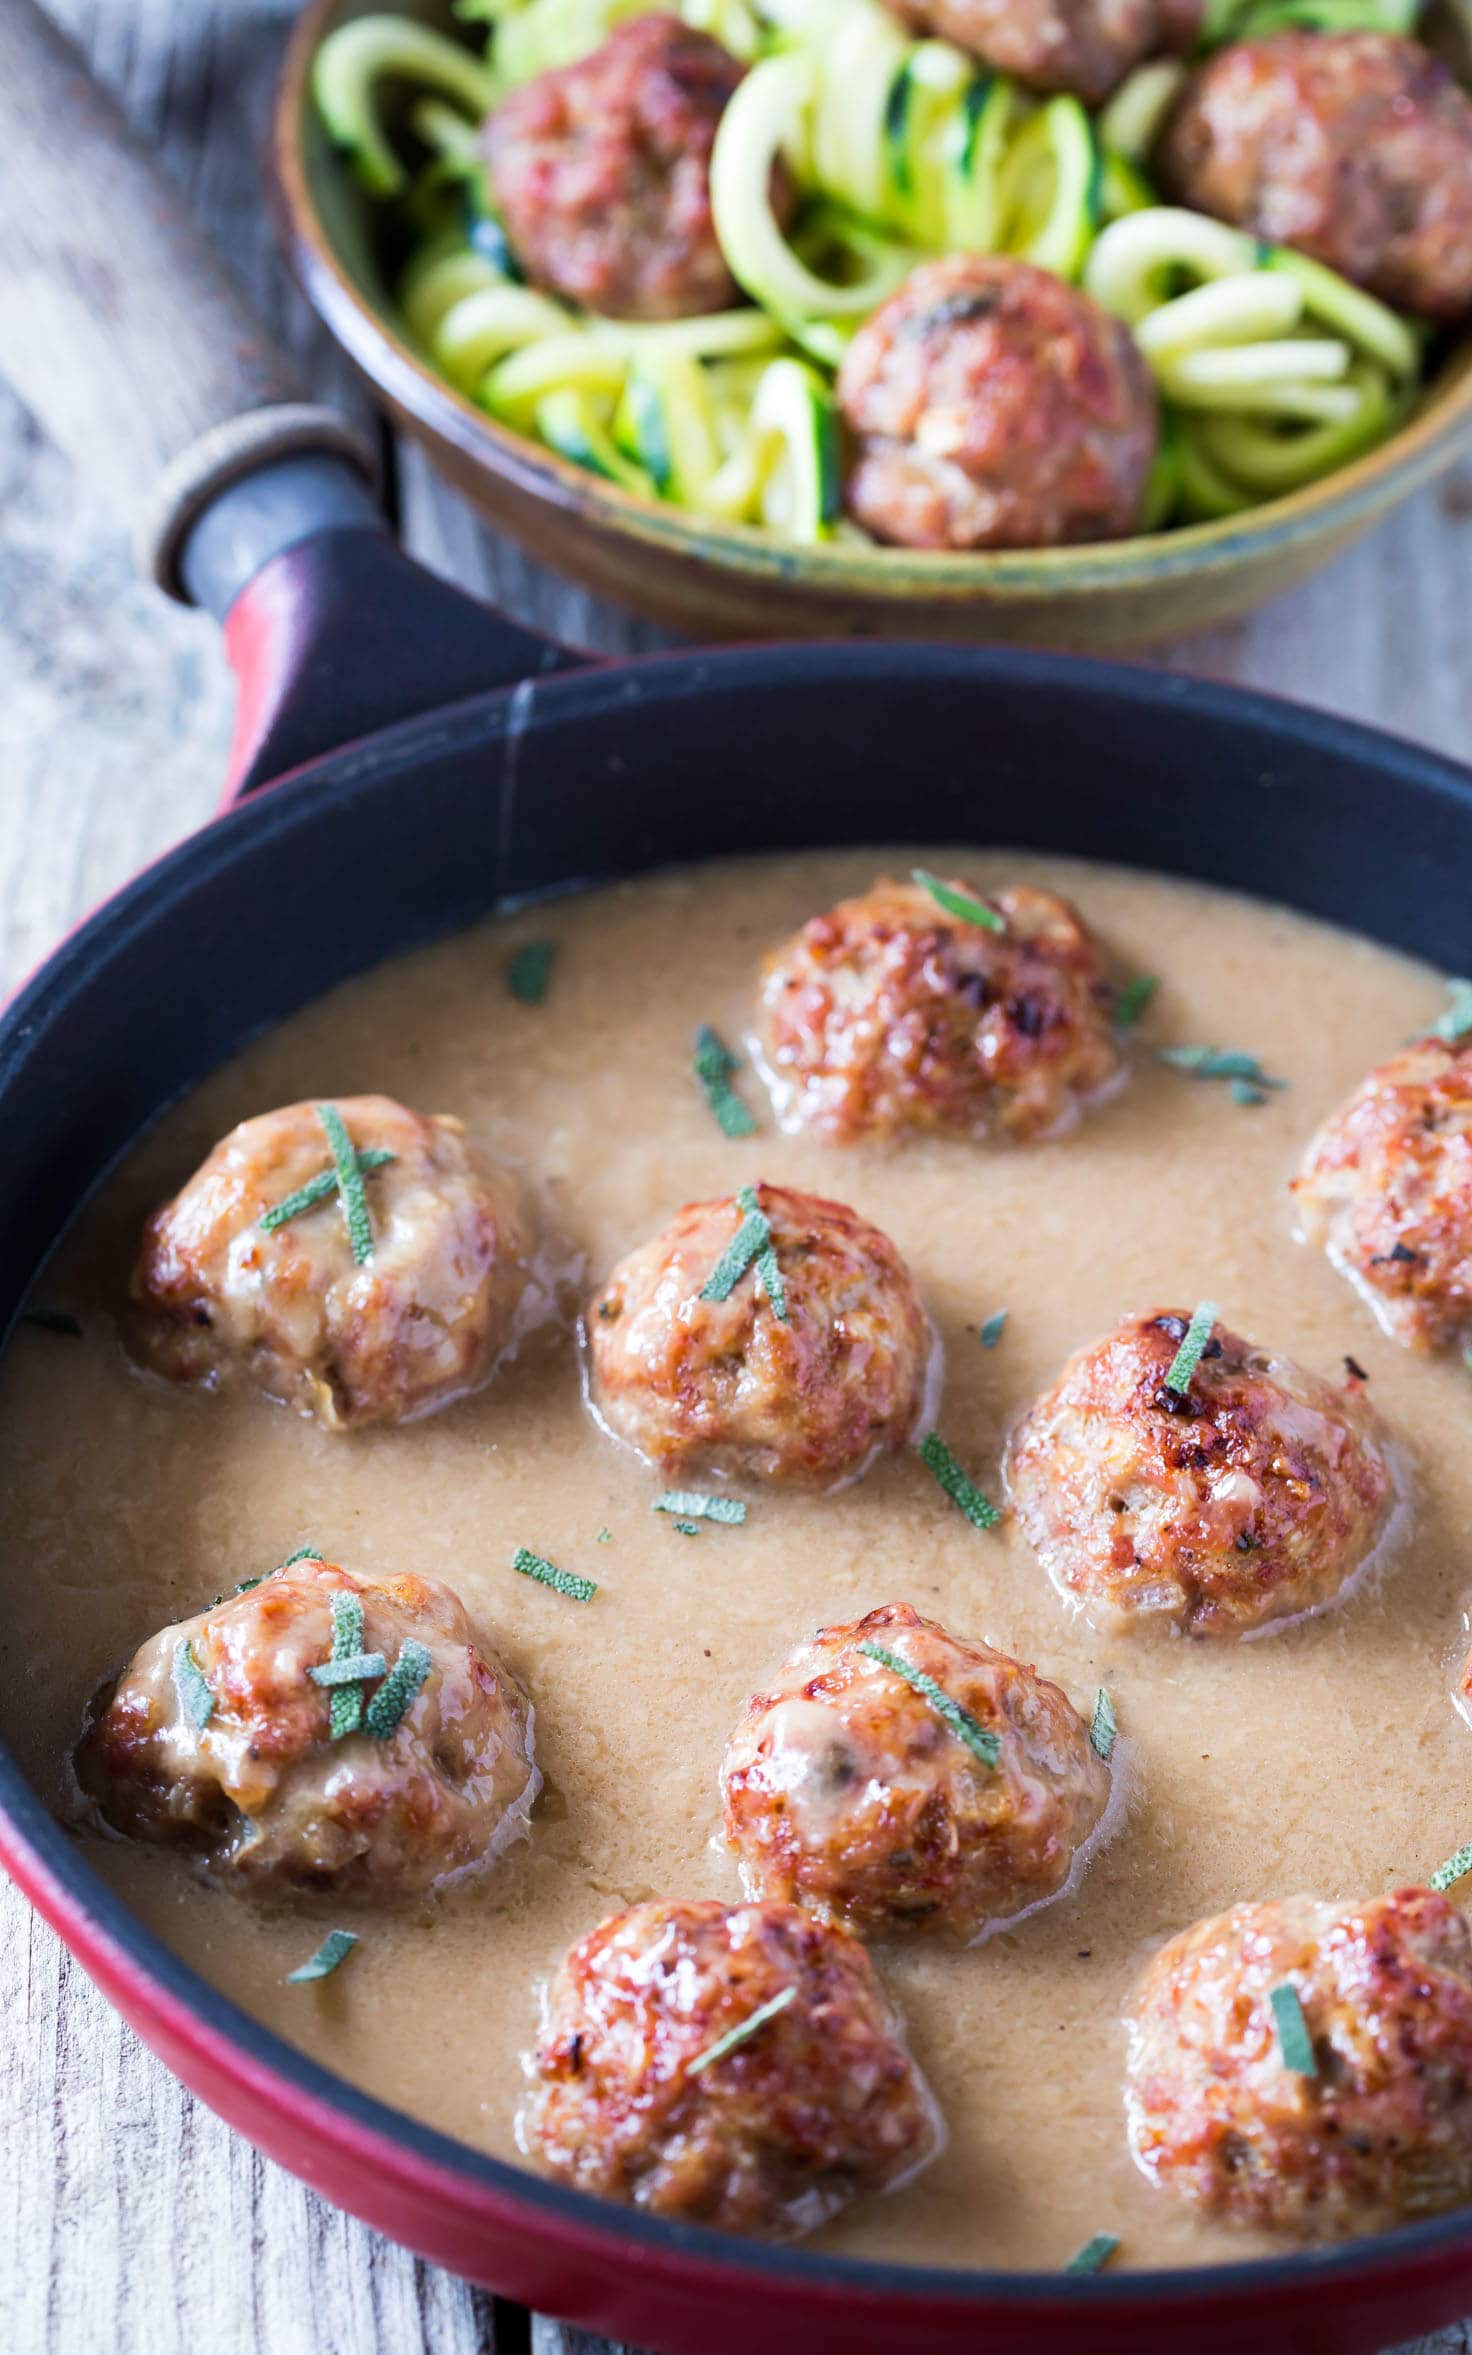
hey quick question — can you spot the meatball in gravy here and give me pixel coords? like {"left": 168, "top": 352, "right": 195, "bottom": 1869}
{"left": 1126, "top": 1889, "right": 1472, "bottom": 2235}
{"left": 1161, "top": 32, "right": 1472, "bottom": 320}
{"left": 836, "top": 257, "right": 1158, "bottom": 552}
{"left": 762, "top": 873, "right": 1123, "bottom": 1144}
{"left": 78, "top": 1556, "right": 539, "bottom": 1897}
{"left": 1006, "top": 1311, "right": 1394, "bottom": 1637}
{"left": 528, "top": 1897, "right": 941, "bottom": 2235}
{"left": 483, "top": 14, "right": 761, "bottom": 319}
{"left": 1293, "top": 1037, "right": 1472, "bottom": 1352}
{"left": 881, "top": 0, "right": 1197, "bottom": 103}
{"left": 721, "top": 1602, "right": 1110, "bottom": 1941}
{"left": 585, "top": 1183, "right": 933, "bottom": 1486}
{"left": 129, "top": 1095, "right": 542, "bottom": 1429}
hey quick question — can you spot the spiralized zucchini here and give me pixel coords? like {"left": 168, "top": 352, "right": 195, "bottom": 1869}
{"left": 314, "top": 0, "right": 1433, "bottom": 546}
{"left": 1082, "top": 206, "right": 1419, "bottom": 512}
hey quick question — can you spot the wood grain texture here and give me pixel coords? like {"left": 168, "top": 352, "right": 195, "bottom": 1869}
{"left": 1, "top": 2, "right": 1470, "bottom": 2350}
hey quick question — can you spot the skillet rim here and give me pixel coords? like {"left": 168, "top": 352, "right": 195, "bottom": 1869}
{"left": 6, "top": 636, "right": 1472, "bottom": 2315}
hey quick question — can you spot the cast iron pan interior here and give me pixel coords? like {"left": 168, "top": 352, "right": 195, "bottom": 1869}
{"left": 5, "top": 640, "right": 1472, "bottom": 2308}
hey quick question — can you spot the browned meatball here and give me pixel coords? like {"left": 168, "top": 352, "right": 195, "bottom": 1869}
{"left": 721, "top": 1602, "right": 1111, "bottom": 1942}
{"left": 528, "top": 1897, "right": 941, "bottom": 2235}
{"left": 761, "top": 874, "right": 1123, "bottom": 1145}
{"left": 1292, "top": 1038, "right": 1472, "bottom": 1352}
{"left": 77, "top": 1557, "right": 539, "bottom": 1897}
{"left": 585, "top": 1184, "right": 933, "bottom": 1487}
{"left": 1161, "top": 33, "right": 1472, "bottom": 320}
{"left": 836, "top": 257, "right": 1158, "bottom": 551}
{"left": 883, "top": 0, "right": 1198, "bottom": 102}
{"left": 1126, "top": 1889, "right": 1472, "bottom": 2235}
{"left": 129, "top": 1095, "right": 544, "bottom": 1429}
{"left": 483, "top": 15, "right": 757, "bottom": 320}
{"left": 1006, "top": 1311, "right": 1395, "bottom": 1637}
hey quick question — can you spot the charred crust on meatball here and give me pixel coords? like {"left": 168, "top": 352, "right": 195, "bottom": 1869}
{"left": 1006, "top": 1311, "right": 1395, "bottom": 1637}
{"left": 761, "top": 873, "right": 1125, "bottom": 1144}
{"left": 721, "top": 1601, "right": 1111, "bottom": 1941}
{"left": 528, "top": 1896, "right": 942, "bottom": 2235}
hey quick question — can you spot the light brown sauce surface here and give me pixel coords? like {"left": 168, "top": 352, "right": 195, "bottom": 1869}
{"left": 0, "top": 848, "right": 1467, "bottom": 2276}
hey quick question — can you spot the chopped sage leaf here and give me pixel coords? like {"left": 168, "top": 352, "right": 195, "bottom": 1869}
{"left": 699, "top": 1210, "right": 767, "bottom": 1302}
{"left": 282, "top": 1546, "right": 323, "bottom": 1566}
{"left": 260, "top": 1148, "right": 393, "bottom": 1235}
{"left": 1269, "top": 1982, "right": 1317, "bottom": 2076}
{"left": 1165, "top": 1301, "right": 1218, "bottom": 1395}
{"left": 1430, "top": 1839, "right": 1472, "bottom": 1893}
{"left": 508, "top": 940, "right": 557, "bottom": 1004}
{"left": 978, "top": 1310, "right": 1008, "bottom": 1349}
{"left": 210, "top": 1573, "right": 269, "bottom": 1607}
{"left": 911, "top": 868, "right": 1004, "bottom": 933}
{"left": 18, "top": 1307, "right": 82, "bottom": 1337}
{"left": 858, "top": 1640, "right": 1001, "bottom": 1768}
{"left": 918, "top": 1431, "right": 1001, "bottom": 1530}
{"left": 693, "top": 1024, "right": 757, "bottom": 1138}
{"left": 687, "top": 1983, "right": 797, "bottom": 2075}
{"left": 1090, "top": 1687, "right": 1117, "bottom": 1762}
{"left": 1113, "top": 975, "right": 1159, "bottom": 1031}
{"left": 363, "top": 1639, "right": 433, "bottom": 1738}
{"left": 327, "top": 1590, "right": 367, "bottom": 1740}
{"left": 754, "top": 1240, "right": 788, "bottom": 1321}
{"left": 1064, "top": 2233, "right": 1120, "bottom": 2276}
{"left": 653, "top": 1492, "right": 747, "bottom": 1525}
{"left": 672, "top": 1520, "right": 700, "bottom": 1536}
{"left": 513, "top": 1545, "right": 597, "bottom": 1602}
{"left": 700, "top": 1184, "right": 784, "bottom": 1311}
{"left": 1433, "top": 978, "right": 1472, "bottom": 1044}
{"left": 317, "top": 1103, "right": 375, "bottom": 1265}
{"left": 1159, "top": 1046, "right": 1286, "bottom": 1091}
{"left": 310, "top": 1651, "right": 388, "bottom": 1686}
{"left": 172, "top": 1639, "right": 215, "bottom": 1731}
{"left": 286, "top": 1929, "right": 359, "bottom": 1984}
{"left": 596, "top": 1527, "right": 612, "bottom": 1544}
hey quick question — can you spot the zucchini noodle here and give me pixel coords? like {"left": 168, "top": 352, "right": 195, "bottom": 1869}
{"left": 314, "top": 0, "right": 1434, "bottom": 545}
{"left": 1084, "top": 207, "right": 1419, "bottom": 512}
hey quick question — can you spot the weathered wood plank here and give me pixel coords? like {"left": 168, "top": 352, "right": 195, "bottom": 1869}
{"left": 0, "top": 1870, "right": 508, "bottom": 2355}
{"left": 1157, "top": 469, "right": 1472, "bottom": 760}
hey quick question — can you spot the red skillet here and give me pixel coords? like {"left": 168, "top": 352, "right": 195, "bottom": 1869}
{"left": 5, "top": 6, "right": 1472, "bottom": 2350}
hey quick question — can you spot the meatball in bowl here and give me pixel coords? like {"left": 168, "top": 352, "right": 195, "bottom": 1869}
{"left": 584, "top": 1183, "right": 936, "bottom": 1486}
{"left": 836, "top": 257, "right": 1160, "bottom": 553}
{"left": 77, "top": 1555, "right": 540, "bottom": 1898}
{"left": 721, "top": 1601, "right": 1113, "bottom": 1942}
{"left": 483, "top": 14, "right": 777, "bottom": 320}
{"left": 1006, "top": 1308, "right": 1397, "bottom": 1637}
{"left": 1162, "top": 32, "right": 1472, "bottom": 322}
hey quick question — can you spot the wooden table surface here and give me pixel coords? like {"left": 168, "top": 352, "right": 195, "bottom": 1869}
{"left": 3, "top": 2, "right": 1472, "bottom": 2347}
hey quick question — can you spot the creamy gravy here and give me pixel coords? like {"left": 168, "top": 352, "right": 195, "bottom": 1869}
{"left": 0, "top": 847, "right": 1466, "bottom": 2276}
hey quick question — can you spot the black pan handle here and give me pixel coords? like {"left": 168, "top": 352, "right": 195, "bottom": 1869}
{"left": 0, "top": 0, "right": 576, "bottom": 797}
